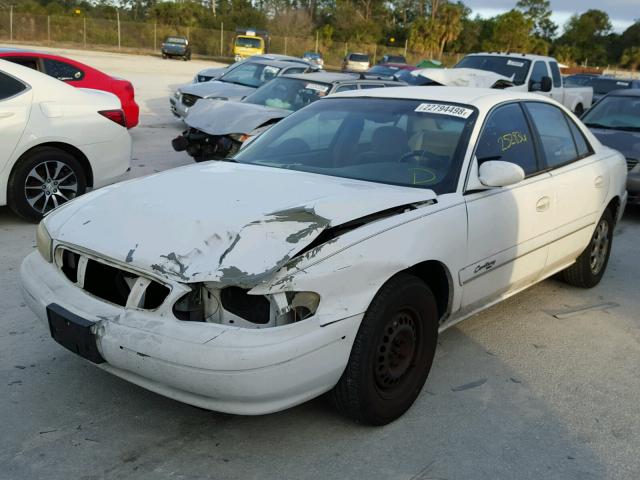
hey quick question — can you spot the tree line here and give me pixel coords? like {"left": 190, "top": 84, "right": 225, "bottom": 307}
{"left": 6, "top": 0, "right": 640, "bottom": 68}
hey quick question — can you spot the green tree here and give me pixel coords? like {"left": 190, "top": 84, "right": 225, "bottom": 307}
{"left": 482, "top": 9, "right": 532, "bottom": 52}
{"left": 558, "top": 9, "right": 611, "bottom": 66}
{"left": 516, "top": 0, "right": 556, "bottom": 41}
{"left": 621, "top": 47, "right": 640, "bottom": 71}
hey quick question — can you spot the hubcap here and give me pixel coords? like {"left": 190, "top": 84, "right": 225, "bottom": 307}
{"left": 590, "top": 219, "right": 610, "bottom": 275}
{"left": 374, "top": 310, "right": 418, "bottom": 391}
{"left": 24, "top": 161, "right": 78, "bottom": 214}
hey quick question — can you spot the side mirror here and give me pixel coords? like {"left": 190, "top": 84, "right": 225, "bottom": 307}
{"left": 540, "top": 76, "right": 552, "bottom": 92}
{"left": 478, "top": 160, "right": 525, "bottom": 187}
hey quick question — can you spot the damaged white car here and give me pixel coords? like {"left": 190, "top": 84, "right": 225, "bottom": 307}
{"left": 21, "top": 87, "right": 627, "bottom": 425}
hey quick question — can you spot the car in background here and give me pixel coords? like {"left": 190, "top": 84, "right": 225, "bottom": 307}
{"left": 564, "top": 73, "right": 600, "bottom": 87}
{"left": 342, "top": 52, "right": 370, "bottom": 72}
{"left": 0, "top": 60, "right": 131, "bottom": 221}
{"left": 171, "top": 58, "right": 314, "bottom": 119}
{"left": 302, "top": 51, "right": 324, "bottom": 68}
{"left": 0, "top": 49, "right": 139, "bottom": 128}
{"left": 173, "top": 72, "right": 405, "bottom": 161}
{"left": 193, "top": 54, "right": 320, "bottom": 83}
{"left": 161, "top": 36, "right": 191, "bottom": 61}
{"left": 581, "top": 88, "right": 640, "bottom": 203}
{"left": 455, "top": 53, "right": 593, "bottom": 115}
{"left": 589, "top": 77, "right": 640, "bottom": 103}
{"left": 378, "top": 54, "right": 407, "bottom": 64}
{"left": 20, "top": 86, "right": 626, "bottom": 426}
{"left": 367, "top": 63, "right": 416, "bottom": 78}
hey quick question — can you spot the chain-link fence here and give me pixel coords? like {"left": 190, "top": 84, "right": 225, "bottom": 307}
{"left": 0, "top": 12, "right": 462, "bottom": 68}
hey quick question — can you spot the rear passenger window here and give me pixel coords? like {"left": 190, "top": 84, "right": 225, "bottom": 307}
{"left": 0, "top": 72, "right": 27, "bottom": 100}
{"left": 475, "top": 103, "right": 539, "bottom": 175}
{"left": 5, "top": 57, "right": 39, "bottom": 70}
{"left": 359, "top": 84, "right": 383, "bottom": 89}
{"left": 567, "top": 119, "right": 592, "bottom": 158}
{"left": 43, "top": 58, "right": 84, "bottom": 82}
{"left": 525, "top": 102, "right": 579, "bottom": 167}
{"left": 549, "top": 62, "right": 562, "bottom": 88}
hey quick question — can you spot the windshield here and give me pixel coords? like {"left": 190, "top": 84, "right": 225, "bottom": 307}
{"left": 394, "top": 69, "right": 432, "bottom": 86}
{"left": 236, "top": 36, "right": 262, "bottom": 49}
{"left": 454, "top": 55, "right": 531, "bottom": 85}
{"left": 166, "top": 37, "right": 186, "bottom": 44}
{"left": 220, "top": 62, "right": 281, "bottom": 88}
{"left": 385, "top": 55, "right": 406, "bottom": 63}
{"left": 591, "top": 78, "right": 632, "bottom": 95}
{"left": 233, "top": 98, "right": 477, "bottom": 193}
{"left": 349, "top": 54, "right": 369, "bottom": 63}
{"left": 304, "top": 52, "right": 321, "bottom": 59}
{"left": 582, "top": 95, "right": 640, "bottom": 130}
{"left": 368, "top": 65, "right": 400, "bottom": 77}
{"left": 244, "top": 77, "right": 331, "bottom": 111}
{"left": 564, "top": 75, "right": 594, "bottom": 87}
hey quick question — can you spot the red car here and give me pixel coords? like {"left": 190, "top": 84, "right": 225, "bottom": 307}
{"left": 0, "top": 49, "right": 139, "bottom": 128}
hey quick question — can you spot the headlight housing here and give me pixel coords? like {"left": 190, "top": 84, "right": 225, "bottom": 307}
{"left": 36, "top": 221, "right": 53, "bottom": 263}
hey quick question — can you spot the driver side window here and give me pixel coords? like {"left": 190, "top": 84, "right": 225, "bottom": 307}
{"left": 475, "top": 103, "right": 539, "bottom": 176}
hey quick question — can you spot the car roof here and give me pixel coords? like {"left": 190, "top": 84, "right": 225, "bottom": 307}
{"left": 245, "top": 58, "right": 311, "bottom": 68}
{"left": 465, "top": 52, "right": 553, "bottom": 62}
{"left": 601, "top": 88, "right": 640, "bottom": 98}
{"left": 329, "top": 85, "right": 560, "bottom": 108}
{"left": 0, "top": 47, "right": 43, "bottom": 55}
{"left": 283, "top": 72, "right": 402, "bottom": 84}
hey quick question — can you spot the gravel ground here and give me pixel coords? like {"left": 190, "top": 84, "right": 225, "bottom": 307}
{"left": 1, "top": 45, "right": 639, "bottom": 480}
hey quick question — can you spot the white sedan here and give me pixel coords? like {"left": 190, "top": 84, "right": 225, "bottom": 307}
{"left": 20, "top": 87, "right": 627, "bottom": 425}
{"left": 0, "top": 59, "right": 131, "bottom": 221}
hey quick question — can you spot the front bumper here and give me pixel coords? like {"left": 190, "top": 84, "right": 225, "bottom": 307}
{"left": 170, "top": 95, "right": 188, "bottom": 119}
{"left": 20, "top": 251, "right": 359, "bottom": 415}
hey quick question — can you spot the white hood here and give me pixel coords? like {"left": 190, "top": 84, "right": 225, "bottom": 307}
{"left": 45, "top": 162, "right": 436, "bottom": 287}
{"left": 416, "top": 68, "right": 514, "bottom": 89}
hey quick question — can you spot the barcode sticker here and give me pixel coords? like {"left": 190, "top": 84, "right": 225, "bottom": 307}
{"left": 415, "top": 103, "right": 474, "bottom": 118}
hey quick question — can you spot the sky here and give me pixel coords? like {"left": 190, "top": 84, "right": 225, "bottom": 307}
{"left": 465, "top": 0, "right": 638, "bottom": 33}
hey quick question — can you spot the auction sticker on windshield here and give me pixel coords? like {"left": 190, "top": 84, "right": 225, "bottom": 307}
{"left": 305, "top": 83, "right": 330, "bottom": 93}
{"left": 507, "top": 60, "right": 525, "bottom": 67}
{"left": 415, "top": 103, "right": 473, "bottom": 118}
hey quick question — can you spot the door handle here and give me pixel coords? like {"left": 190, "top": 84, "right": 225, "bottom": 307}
{"left": 0, "top": 111, "right": 14, "bottom": 119}
{"left": 536, "top": 196, "right": 551, "bottom": 212}
{"left": 595, "top": 176, "right": 604, "bottom": 188}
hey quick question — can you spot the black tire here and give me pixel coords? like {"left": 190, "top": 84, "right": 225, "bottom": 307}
{"left": 574, "top": 104, "right": 584, "bottom": 116}
{"left": 8, "top": 147, "right": 87, "bottom": 222}
{"left": 162, "top": 53, "right": 168, "bottom": 59}
{"left": 183, "top": 55, "right": 188, "bottom": 62}
{"left": 560, "top": 208, "right": 614, "bottom": 288}
{"left": 329, "top": 273, "right": 439, "bottom": 425}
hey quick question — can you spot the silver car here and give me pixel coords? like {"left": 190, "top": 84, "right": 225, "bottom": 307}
{"left": 171, "top": 59, "right": 313, "bottom": 119}
{"left": 193, "top": 54, "right": 320, "bottom": 83}
{"left": 172, "top": 72, "right": 405, "bottom": 161}
{"left": 342, "top": 52, "right": 370, "bottom": 72}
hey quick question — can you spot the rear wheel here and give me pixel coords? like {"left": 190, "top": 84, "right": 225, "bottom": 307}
{"left": 329, "top": 273, "right": 439, "bottom": 425}
{"left": 162, "top": 53, "right": 168, "bottom": 59}
{"left": 8, "top": 147, "right": 87, "bottom": 222}
{"left": 560, "top": 209, "right": 614, "bottom": 288}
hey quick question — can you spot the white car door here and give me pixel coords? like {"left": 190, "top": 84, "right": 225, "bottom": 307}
{"left": 0, "top": 71, "right": 31, "bottom": 171}
{"left": 523, "top": 101, "right": 610, "bottom": 273}
{"left": 461, "top": 102, "right": 554, "bottom": 312}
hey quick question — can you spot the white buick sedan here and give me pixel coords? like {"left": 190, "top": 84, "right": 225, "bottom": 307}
{"left": 0, "top": 60, "right": 131, "bottom": 220}
{"left": 21, "top": 87, "right": 627, "bottom": 425}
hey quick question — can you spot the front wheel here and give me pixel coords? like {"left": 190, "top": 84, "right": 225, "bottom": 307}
{"left": 559, "top": 209, "right": 614, "bottom": 288}
{"left": 7, "top": 147, "right": 87, "bottom": 222}
{"left": 329, "top": 273, "right": 439, "bottom": 425}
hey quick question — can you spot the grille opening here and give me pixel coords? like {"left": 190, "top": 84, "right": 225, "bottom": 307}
{"left": 627, "top": 158, "right": 638, "bottom": 172}
{"left": 83, "top": 260, "right": 136, "bottom": 307}
{"left": 182, "top": 94, "right": 200, "bottom": 107}
{"left": 173, "top": 287, "right": 204, "bottom": 321}
{"left": 61, "top": 250, "right": 80, "bottom": 283}
{"left": 142, "top": 281, "right": 171, "bottom": 310}
{"left": 220, "top": 287, "right": 270, "bottom": 324}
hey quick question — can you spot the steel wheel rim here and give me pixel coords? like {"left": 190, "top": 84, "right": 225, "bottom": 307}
{"left": 374, "top": 309, "right": 419, "bottom": 392}
{"left": 24, "top": 160, "right": 78, "bottom": 214}
{"left": 590, "top": 219, "right": 610, "bottom": 275}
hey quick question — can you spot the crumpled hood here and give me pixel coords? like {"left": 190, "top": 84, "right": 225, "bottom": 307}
{"left": 590, "top": 128, "right": 640, "bottom": 160}
{"left": 185, "top": 99, "right": 290, "bottom": 135}
{"left": 198, "top": 67, "right": 228, "bottom": 79}
{"left": 180, "top": 80, "right": 255, "bottom": 101}
{"left": 417, "top": 68, "right": 513, "bottom": 88}
{"left": 46, "top": 162, "right": 436, "bottom": 286}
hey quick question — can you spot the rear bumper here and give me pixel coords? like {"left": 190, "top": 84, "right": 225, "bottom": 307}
{"left": 20, "top": 251, "right": 359, "bottom": 415}
{"left": 123, "top": 100, "right": 140, "bottom": 128}
{"left": 81, "top": 129, "right": 131, "bottom": 189}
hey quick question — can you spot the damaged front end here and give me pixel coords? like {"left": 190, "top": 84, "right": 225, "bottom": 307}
{"left": 172, "top": 128, "right": 243, "bottom": 162}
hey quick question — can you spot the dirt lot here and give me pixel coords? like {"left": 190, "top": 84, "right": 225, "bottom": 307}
{"left": 1, "top": 45, "right": 639, "bottom": 480}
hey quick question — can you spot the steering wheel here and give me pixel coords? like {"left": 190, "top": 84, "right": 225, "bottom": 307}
{"left": 398, "top": 150, "right": 437, "bottom": 164}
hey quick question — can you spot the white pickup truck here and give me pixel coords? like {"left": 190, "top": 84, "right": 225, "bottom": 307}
{"left": 454, "top": 53, "right": 593, "bottom": 115}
